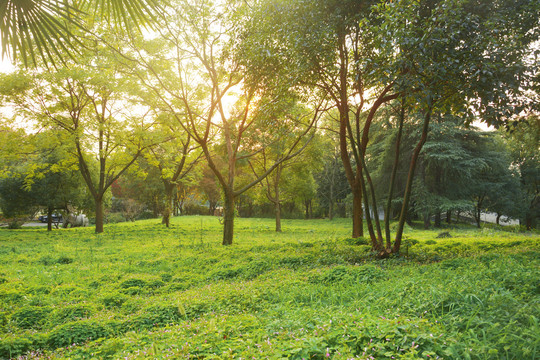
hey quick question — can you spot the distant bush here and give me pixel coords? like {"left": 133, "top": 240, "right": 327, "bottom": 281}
{"left": 38, "top": 255, "right": 73, "bottom": 265}
{"left": 136, "top": 210, "right": 156, "bottom": 220}
{"left": 106, "top": 212, "right": 126, "bottom": 224}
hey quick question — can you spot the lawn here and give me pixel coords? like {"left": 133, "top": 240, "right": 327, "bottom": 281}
{"left": 0, "top": 216, "right": 538, "bottom": 359}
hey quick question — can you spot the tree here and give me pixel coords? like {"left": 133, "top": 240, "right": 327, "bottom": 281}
{"left": 250, "top": 0, "right": 538, "bottom": 255}
{"left": 122, "top": 0, "right": 323, "bottom": 245}
{"left": 143, "top": 115, "right": 202, "bottom": 227}
{"left": 0, "top": 42, "right": 159, "bottom": 233}
{"left": 0, "top": 128, "right": 82, "bottom": 230}
{"left": 504, "top": 117, "right": 540, "bottom": 229}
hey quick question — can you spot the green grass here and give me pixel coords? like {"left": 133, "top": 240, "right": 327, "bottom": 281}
{"left": 0, "top": 216, "right": 538, "bottom": 359}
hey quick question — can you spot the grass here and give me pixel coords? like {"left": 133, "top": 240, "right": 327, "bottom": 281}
{"left": 0, "top": 216, "right": 538, "bottom": 359}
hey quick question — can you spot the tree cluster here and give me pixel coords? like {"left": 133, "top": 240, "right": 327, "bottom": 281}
{"left": 0, "top": 0, "right": 538, "bottom": 249}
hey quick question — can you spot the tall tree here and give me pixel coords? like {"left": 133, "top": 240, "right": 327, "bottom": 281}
{"left": 123, "top": 0, "right": 323, "bottom": 245}
{"left": 0, "top": 43, "right": 158, "bottom": 233}
{"left": 504, "top": 117, "right": 540, "bottom": 229}
{"left": 249, "top": 0, "right": 538, "bottom": 255}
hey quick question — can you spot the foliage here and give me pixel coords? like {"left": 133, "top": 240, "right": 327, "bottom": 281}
{"left": 0, "top": 216, "right": 537, "bottom": 358}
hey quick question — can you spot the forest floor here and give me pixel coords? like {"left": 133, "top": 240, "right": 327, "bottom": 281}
{"left": 0, "top": 216, "right": 538, "bottom": 359}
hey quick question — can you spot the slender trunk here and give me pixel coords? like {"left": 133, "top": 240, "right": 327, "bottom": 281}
{"left": 359, "top": 153, "right": 383, "bottom": 246}
{"left": 446, "top": 210, "right": 451, "bottom": 223}
{"left": 526, "top": 215, "right": 532, "bottom": 230}
{"left": 352, "top": 183, "right": 363, "bottom": 237}
{"left": 423, "top": 212, "right": 431, "bottom": 229}
{"left": 95, "top": 196, "right": 104, "bottom": 233}
{"left": 434, "top": 212, "right": 441, "bottom": 228}
{"left": 496, "top": 213, "right": 501, "bottom": 225}
{"left": 222, "top": 191, "right": 235, "bottom": 245}
{"left": 274, "top": 202, "right": 281, "bottom": 232}
{"left": 385, "top": 101, "right": 405, "bottom": 249}
{"left": 305, "top": 200, "right": 310, "bottom": 219}
{"left": 359, "top": 168, "right": 379, "bottom": 249}
{"left": 162, "top": 183, "right": 174, "bottom": 228}
{"left": 475, "top": 204, "right": 481, "bottom": 228}
{"left": 47, "top": 207, "right": 53, "bottom": 232}
{"left": 329, "top": 181, "right": 334, "bottom": 220}
{"left": 394, "top": 101, "right": 432, "bottom": 253}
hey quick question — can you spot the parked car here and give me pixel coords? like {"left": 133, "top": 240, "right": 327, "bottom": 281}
{"left": 38, "top": 214, "right": 63, "bottom": 223}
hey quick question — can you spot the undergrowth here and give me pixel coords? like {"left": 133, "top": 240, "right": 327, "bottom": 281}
{"left": 0, "top": 216, "right": 538, "bottom": 359}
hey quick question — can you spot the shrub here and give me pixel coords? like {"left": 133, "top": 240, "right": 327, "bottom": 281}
{"left": 343, "top": 237, "right": 370, "bottom": 246}
{"left": 119, "top": 278, "right": 147, "bottom": 289}
{"left": 106, "top": 212, "right": 126, "bottom": 224}
{"left": 0, "top": 336, "right": 33, "bottom": 359}
{"left": 49, "top": 304, "right": 93, "bottom": 326}
{"left": 99, "top": 292, "right": 127, "bottom": 309}
{"left": 38, "top": 255, "right": 73, "bottom": 265}
{"left": 210, "top": 268, "right": 242, "bottom": 281}
{"left": 12, "top": 306, "right": 50, "bottom": 329}
{"left": 121, "top": 304, "right": 182, "bottom": 331}
{"left": 57, "top": 255, "right": 73, "bottom": 264}
{"left": 242, "top": 259, "right": 272, "bottom": 279}
{"left": 47, "top": 320, "right": 110, "bottom": 349}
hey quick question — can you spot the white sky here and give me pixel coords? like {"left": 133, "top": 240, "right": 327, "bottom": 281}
{"left": 0, "top": 57, "right": 15, "bottom": 73}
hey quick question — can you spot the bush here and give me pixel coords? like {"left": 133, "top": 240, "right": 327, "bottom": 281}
{"left": 106, "top": 212, "right": 126, "bottom": 224}
{"left": 343, "top": 237, "right": 370, "bottom": 246}
{"left": 311, "top": 264, "right": 386, "bottom": 284}
{"left": 50, "top": 304, "right": 94, "bottom": 326}
{"left": 12, "top": 306, "right": 50, "bottom": 329}
{"left": 0, "top": 336, "right": 33, "bottom": 359}
{"left": 38, "top": 255, "right": 73, "bottom": 265}
{"left": 121, "top": 304, "right": 182, "bottom": 331}
{"left": 99, "top": 292, "right": 127, "bottom": 309}
{"left": 136, "top": 210, "right": 157, "bottom": 220}
{"left": 47, "top": 320, "right": 110, "bottom": 349}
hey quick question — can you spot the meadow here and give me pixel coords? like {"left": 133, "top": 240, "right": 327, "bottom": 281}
{"left": 0, "top": 216, "right": 538, "bottom": 359}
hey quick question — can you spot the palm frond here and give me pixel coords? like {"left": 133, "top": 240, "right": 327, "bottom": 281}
{"left": 0, "top": 0, "right": 84, "bottom": 67}
{"left": 0, "top": 0, "right": 165, "bottom": 67}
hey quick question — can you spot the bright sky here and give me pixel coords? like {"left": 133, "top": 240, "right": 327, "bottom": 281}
{"left": 0, "top": 57, "right": 15, "bottom": 73}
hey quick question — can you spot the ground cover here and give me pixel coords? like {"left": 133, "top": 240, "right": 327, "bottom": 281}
{"left": 0, "top": 216, "right": 538, "bottom": 359}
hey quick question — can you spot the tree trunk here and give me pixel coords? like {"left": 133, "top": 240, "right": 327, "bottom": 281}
{"left": 95, "top": 196, "right": 104, "bottom": 233}
{"left": 274, "top": 202, "right": 282, "bottom": 232}
{"left": 47, "top": 207, "right": 53, "bottom": 232}
{"left": 496, "top": 213, "right": 501, "bottom": 225}
{"left": 446, "top": 210, "right": 451, "bottom": 224}
{"left": 222, "top": 191, "right": 235, "bottom": 245}
{"left": 475, "top": 202, "right": 481, "bottom": 228}
{"left": 352, "top": 185, "right": 363, "bottom": 237}
{"left": 394, "top": 101, "right": 432, "bottom": 253}
{"left": 384, "top": 101, "right": 405, "bottom": 249}
{"left": 162, "top": 183, "right": 174, "bottom": 228}
{"left": 434, "top": 212, "right": 441, "bottom": 228}
{"left": 423, "top": 212, "right": 431, "bottom": 229}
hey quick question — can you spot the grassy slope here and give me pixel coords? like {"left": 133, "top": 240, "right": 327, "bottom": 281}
{"left": 0, "top": 216, "right": 538, "bottom": 359}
